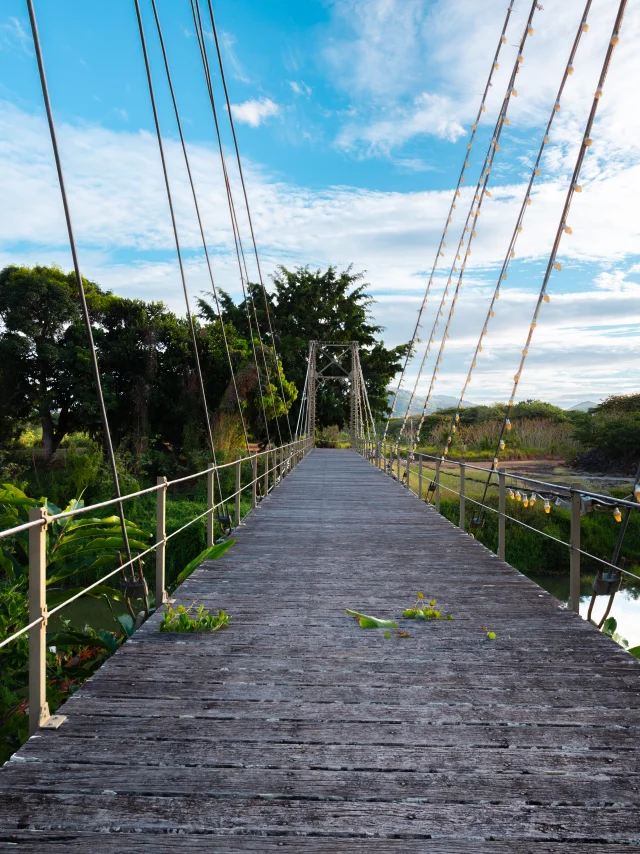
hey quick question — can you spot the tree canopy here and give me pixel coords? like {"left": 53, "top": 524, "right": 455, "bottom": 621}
{"left": 0, "top": 265, "right": 294, "bottom": 457}
{"left": 1, "top": 263, "right": 404, "bottom": 456}
{"left": 208, "top": 265, "right": 409, "bottom": 430}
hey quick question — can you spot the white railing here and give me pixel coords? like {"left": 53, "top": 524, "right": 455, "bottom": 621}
{"left": 357, "top": 439, "right": 640, "bottom": 617}
{"left": 0, "top": 437, "right": 313, "bottom": 734}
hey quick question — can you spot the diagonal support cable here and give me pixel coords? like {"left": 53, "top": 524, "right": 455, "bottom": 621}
{"left": 26, "top": 0, "right": 132, "bottom": 564}
{"left": 404, "top": 0, "right": 541, "bottom": 452}
{"left": 206, "top": 0, "right": 294, "bottom": 441}
{"left": 476, "top": 0, "right": 629, "bottom": 513}
{"left": 150, "top": 0, "right": 251, "bottom": 455}
{"left": 440, "top": 0, "right": 594, "bottom": 464}
{"left": 133, "top": 0, "right": 226, "bottom": 509}
{"left": 191, "top": 0, "right": 279, "bottom": 445}
{"left": 383, "top": 0, "right": 517, "bottom": 443}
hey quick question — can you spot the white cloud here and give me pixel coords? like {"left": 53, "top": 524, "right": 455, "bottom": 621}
{"left": 0, "top": 16, "right": 31, "bottom": 55}
{"left": 229, "top": 98, "right": 280, "bottom": 127}
{"left": 338, "top": 93, "right": 465, "bottom": 154}
{"left": 288, "top": 81, "right": 312, "bottom": 97}
{"left": 220, "top": 31, "right": 250, "bottom": 84}
{"left": 323, "top": 0, "right": 640, "bottom": 159}
{"left": 0, "top": 100, "right": 639, "bottom": 406}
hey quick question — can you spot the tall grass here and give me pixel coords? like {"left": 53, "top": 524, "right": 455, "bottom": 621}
{"left": 421, "top": 417, "right": 580, "bottom": 459}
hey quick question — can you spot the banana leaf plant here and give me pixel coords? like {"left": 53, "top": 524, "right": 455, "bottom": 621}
{"left": 0, "top": 483, "right": 150, "bottom": 610}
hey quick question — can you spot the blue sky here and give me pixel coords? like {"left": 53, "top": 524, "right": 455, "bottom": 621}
{"left": 1, "top": 0, "right": 639, "bottom": 408}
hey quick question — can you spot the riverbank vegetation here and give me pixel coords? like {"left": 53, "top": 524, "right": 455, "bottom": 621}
{"left": 386, "top": 395, "right": 640, "bottom": 475}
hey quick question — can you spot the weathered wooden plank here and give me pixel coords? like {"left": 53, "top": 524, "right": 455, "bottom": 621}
{"left": 1, "top": 833, "right": 636, "bottom": 853}
{"left": 14, "top": 738, "right": 638, "bottom": 776}
{"left": 3, "top": 762, "right": 640, "bottom": 805}
{"left": 2, "top": 792, "right": 640, "bottom": 841}
{"left": 13, "top": 714, "right": 640, "bottom": 751}
{"left": 58, "top": 694, "right": 640, "bottom": 727}
{"left": 72, "top": 675, "right": 640, "bottom": 710}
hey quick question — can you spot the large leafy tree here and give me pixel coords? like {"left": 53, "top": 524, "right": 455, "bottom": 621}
{"left": 0, "top": 265, "right": 103, "bottom": 458}
{"left": 0, "top": 264, "right": 297, "bottom": 458}
{"left": 218, "top": 266, "right": 409, "bottom": 431}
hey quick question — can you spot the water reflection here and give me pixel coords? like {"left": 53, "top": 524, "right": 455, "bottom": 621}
{"left": 528, "top": 573, "right": 640, "bottom": 648}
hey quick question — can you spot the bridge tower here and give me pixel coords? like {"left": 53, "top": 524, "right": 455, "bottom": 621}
{"left": 302, "top": 341, "right": 371, "bottom": 446}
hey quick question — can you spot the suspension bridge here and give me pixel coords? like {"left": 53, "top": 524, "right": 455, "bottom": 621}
{"left": 1, "top": 0, "right": 639, "bottom": 848}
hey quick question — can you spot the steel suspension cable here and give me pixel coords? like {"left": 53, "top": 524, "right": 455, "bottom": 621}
{"left": 477, "top": 0, "right": 628, "bottom": 510}
{"left": 295, "top": 355, "right": 312, "bottom": 439}
{"left": 358, "top": 356, "right": 377, "bottom": 442}
{"left": 26, "top": 0, "right": 132, "bottom": 564}
{"left": 383, "top": 0, "right": 517, "bottom": 444}
{"left": 405, "top": 0, "right": 541, "bottom": 452}
{"left": 133, "top": 0, "right": 225, "bottom": 508}
{"left": 190, "top": 0, "right": 278, "bottom": 446}
{"left": 440, "top": 0, "right": 594, "bottom": 463}
{"left": 150, "top": 0, "right": 250, "bottom": 455}
{"left": 206, "top": 0, "right": 294, "bottom": 442}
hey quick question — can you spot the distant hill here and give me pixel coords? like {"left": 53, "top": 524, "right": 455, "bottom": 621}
{"left": 570, "top": 401, "right": 599, "bottom": 412}
{"left": 388, "top": 388, "right": 476, "bottom": 418}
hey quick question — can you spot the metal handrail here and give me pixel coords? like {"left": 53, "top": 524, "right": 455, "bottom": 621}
{"left": 359, "top": 440, "right": 640, "bottom": 595}
{"left": 0, "top": 439, "right": 304, "bottom": 538}
{"left": 0, "top": 436, "right": 313, "bottom": 734}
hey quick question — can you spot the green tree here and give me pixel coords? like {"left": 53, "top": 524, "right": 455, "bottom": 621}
{"left": 0, "top": 265, "right": 104, "bottom": 458}
{"left": 218, "top": 266, "right": 408, "bottom": 431}
{"left": 573, "top": 394, "right": 640, "bottom": 471}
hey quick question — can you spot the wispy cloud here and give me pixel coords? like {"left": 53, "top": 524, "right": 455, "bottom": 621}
{"left": 229, "top": 98, "right": 280, "bottom": 127}
{"left": 289, "top": 80, "right": 312, "bottom": 97}
{"left": 220, "top": 30, "right": 250, "bottom": 84}
{"left": 338, "top": 93, "right": 466, "bottom": 154}
{"left": 0, "top": 16, "right": 32, "bottom": 55}
{"left": 322, "top": 0, "right": 640, "bottom": 161}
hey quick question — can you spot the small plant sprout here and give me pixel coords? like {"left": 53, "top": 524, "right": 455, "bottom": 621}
{"left": 403, "top": 595, "right": 453, "bottom": 621}
{"left": 159, "top": 602, "right": 230, "bottom": 633}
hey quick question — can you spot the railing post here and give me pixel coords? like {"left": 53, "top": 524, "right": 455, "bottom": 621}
{"left": 418, "top": 455, "right": 423, "bottom": 500}
{"left": 459, "top": 463, "right": 465, "bottom": 530}
{"left": 207, "top": 464, "right": 215, "bottom": 547}
{"left": 235, "top": 457, "right": 242, "bottom": 528}
{"left": 252, "top": 454, "right": 257, "bottom": 509}
{"left": 569, "top": 490, "right": 581, "bottom": 614}
{"left": 435, "top": 458, "right": 441, "bottom": 512}
{"left": 498, "top": 470, "right": 506, "bottom": 560}
{"left": 263, "top": 450, "right": 269, "bottom": 497}
{"left": 396, "top": 445, "right": 401, "bottom": 481}
{"left": 156, "top": 476, "right": 167, "bottom": 607}
{"left": 405, "top": 453, "right": 410, "bottom": 488}
{"left": 29, "top": 507, "right": 49, "bottom": 735}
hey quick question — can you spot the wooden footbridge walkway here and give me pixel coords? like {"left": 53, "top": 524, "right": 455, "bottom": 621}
{"left": 1, "top": 449, "right": 639, "bottom": 850}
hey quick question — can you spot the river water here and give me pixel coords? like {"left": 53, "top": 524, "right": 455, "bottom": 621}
{"left": 529, "top": 573, "right": 640, "bottom": 649}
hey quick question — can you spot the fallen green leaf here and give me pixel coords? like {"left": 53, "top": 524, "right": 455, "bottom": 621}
{"left": 345, "top": 609, "right": 398, "bottom": 629}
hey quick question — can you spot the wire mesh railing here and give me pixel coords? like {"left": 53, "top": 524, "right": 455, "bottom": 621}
{"left": 0, "top": 437, "right": 312, "bottom": 735}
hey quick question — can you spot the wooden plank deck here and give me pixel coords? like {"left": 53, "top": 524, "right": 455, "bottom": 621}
{"left": 1, "top": 448, "right": 639, "bottom": 851}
